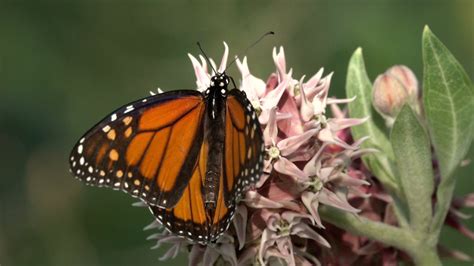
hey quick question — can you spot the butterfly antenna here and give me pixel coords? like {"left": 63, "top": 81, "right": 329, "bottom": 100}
{"left": 197, "top": 41, "right": 218, "bottom": 75}
{"left": 224, "top": 31, "right": 275, "bottom": 73}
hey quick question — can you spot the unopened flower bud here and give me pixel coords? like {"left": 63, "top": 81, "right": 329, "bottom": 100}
{"left": 372, "top": 65, "right": 419, "bottom": 121}
{"left": 386, "top": 65, "right": 419, "bottom": 101}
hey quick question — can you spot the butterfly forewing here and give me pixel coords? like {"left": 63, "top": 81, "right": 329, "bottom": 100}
{"left": 223, "top": 89, "right": 265, "bottom": 206}
{"left": 69, "top": 90, "right": 205, "bottom": 208}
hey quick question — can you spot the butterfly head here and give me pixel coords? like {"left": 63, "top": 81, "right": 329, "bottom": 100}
{"left": 210, "top": 73, "right": 230, "bottom": 89}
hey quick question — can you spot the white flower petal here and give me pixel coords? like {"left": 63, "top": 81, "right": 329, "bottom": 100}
{"left": 218, "top": 41, "right": 229, "bottom": 73}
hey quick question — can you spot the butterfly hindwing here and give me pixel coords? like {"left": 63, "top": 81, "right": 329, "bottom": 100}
{"left": 148, "top": 140, "right": 234, "bottom": 243}
{"left": 69, "top": 90, "right": 205, "bottom": 208}
{"left": 149, "top": 147, "right": 236, "bottom": 244}
{"left": 208, "top": 172, "right": 235, "bottom": 241}
{"left": 148, "top": 140, "right": 209, "bottom": 242}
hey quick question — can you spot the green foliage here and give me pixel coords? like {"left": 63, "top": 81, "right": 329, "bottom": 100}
{"left": 345, "top": 48, "right": 399, "bottom": 195}
{"left": 422, "top": 26, "right": 474, "bottom": 244}
{"left": 327, "top": 27, "right": 473, "bottom": 265}
{"left": 391, "top": 105, "right": 434, "bottom": 235}
{"left": 422, "top": 26, "right": 474, "bottom": 180}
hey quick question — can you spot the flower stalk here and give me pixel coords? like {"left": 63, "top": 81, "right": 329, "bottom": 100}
{"left": 319, "top": 205, "right": 442, "bottom": 266}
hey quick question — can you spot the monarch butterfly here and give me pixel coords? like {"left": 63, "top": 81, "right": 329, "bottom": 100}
{"left": 69, "top": 68, "right": 265, "bottom": 244}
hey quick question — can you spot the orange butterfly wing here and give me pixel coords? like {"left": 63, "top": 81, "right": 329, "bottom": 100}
{"left": 148, "top": 89, "right": 265, "bottom": 243}
{"left": 223, "top": 90, "right": 265, "bottom": 205}
{"left": 149, "top": 140, "right": 211, "bottom": 242}
{"left": 206, "top": 89, "right": 264, "bottom": 241}
{"left": 207, "top": 89, "right": 266, "bottom": 241}
{"left": 69, "top": 90, "right": 205, "bottom": 208}
{"left": 70, "top": 86, "right": 264, "bottom": 244}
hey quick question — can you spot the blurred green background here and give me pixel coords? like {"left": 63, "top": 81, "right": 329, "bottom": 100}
{"left": 0, "top": 1, "right": 472, "bottom": 265}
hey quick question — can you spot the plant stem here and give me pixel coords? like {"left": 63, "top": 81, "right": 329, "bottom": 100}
{"left": 409, "top": 247, "right": 442, "bottom": 266}
{"left": 429, "top": 177, "right": 456, "bottom": 244}
{"left": 319, "top": 206, "right": 416, "bottom": 251}
{"left": 319, "top": 206, "right": 442, "bottom": 265}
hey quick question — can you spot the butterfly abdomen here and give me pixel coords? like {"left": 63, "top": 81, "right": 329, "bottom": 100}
{"left": 203, "top": 80, "right": 228, "bottom": 210}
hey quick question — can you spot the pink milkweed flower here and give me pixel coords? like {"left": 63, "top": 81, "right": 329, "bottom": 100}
{"left": 273, "top": 47, "right": 286, "bottom": 80}
{"left": 146, "top": 230, "right": 187, "bottom": 261}
{"left": 260, "top": 107, "right": 319, "bottom": 186}
{"left": 188, "top": 41, "right": 229, "bottom": 92}
{"left": 188, "top": 234, "right": 238, "bottom": 266}
{"left": 258, "top": 210, "right": 330, "bottom": 266}
{"left": 236, "top": 56, "right": 266, "bottom": 103}
{"left": 300, "top": 138, "right": 372, "bottom": 227}
{"left": 237, "top": 57, "right": 292, "bottom": 125}
{"left": 298, "top": 75, "right": 366, "bottom": 149}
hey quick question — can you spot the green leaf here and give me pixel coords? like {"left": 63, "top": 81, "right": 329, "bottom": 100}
{"left": 422, "top": 26, "right": 474, "bottom": 243}
{"left": 345, "top": 48, "right": 399, "bottom": 194}
{"left": 391, "top": 105, "right": 434, "bottom": 234}
{"left": 422, "top": 26, "right": 474, "bottom": 180}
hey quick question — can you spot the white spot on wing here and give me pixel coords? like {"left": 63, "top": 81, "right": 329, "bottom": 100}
{"left": 124, "top": 105, "right": 134, "bottom": 114}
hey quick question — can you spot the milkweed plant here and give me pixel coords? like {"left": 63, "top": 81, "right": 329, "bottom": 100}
{"left": 137, "top": 26, "right": 474, "bottom": 265}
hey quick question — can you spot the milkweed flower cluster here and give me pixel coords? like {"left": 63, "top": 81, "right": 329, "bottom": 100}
{"left": 141, "top": 43, "right": 373, "bottom": 265}
{"left": 234, "top": 47, "right": 375, "bottom": 266}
